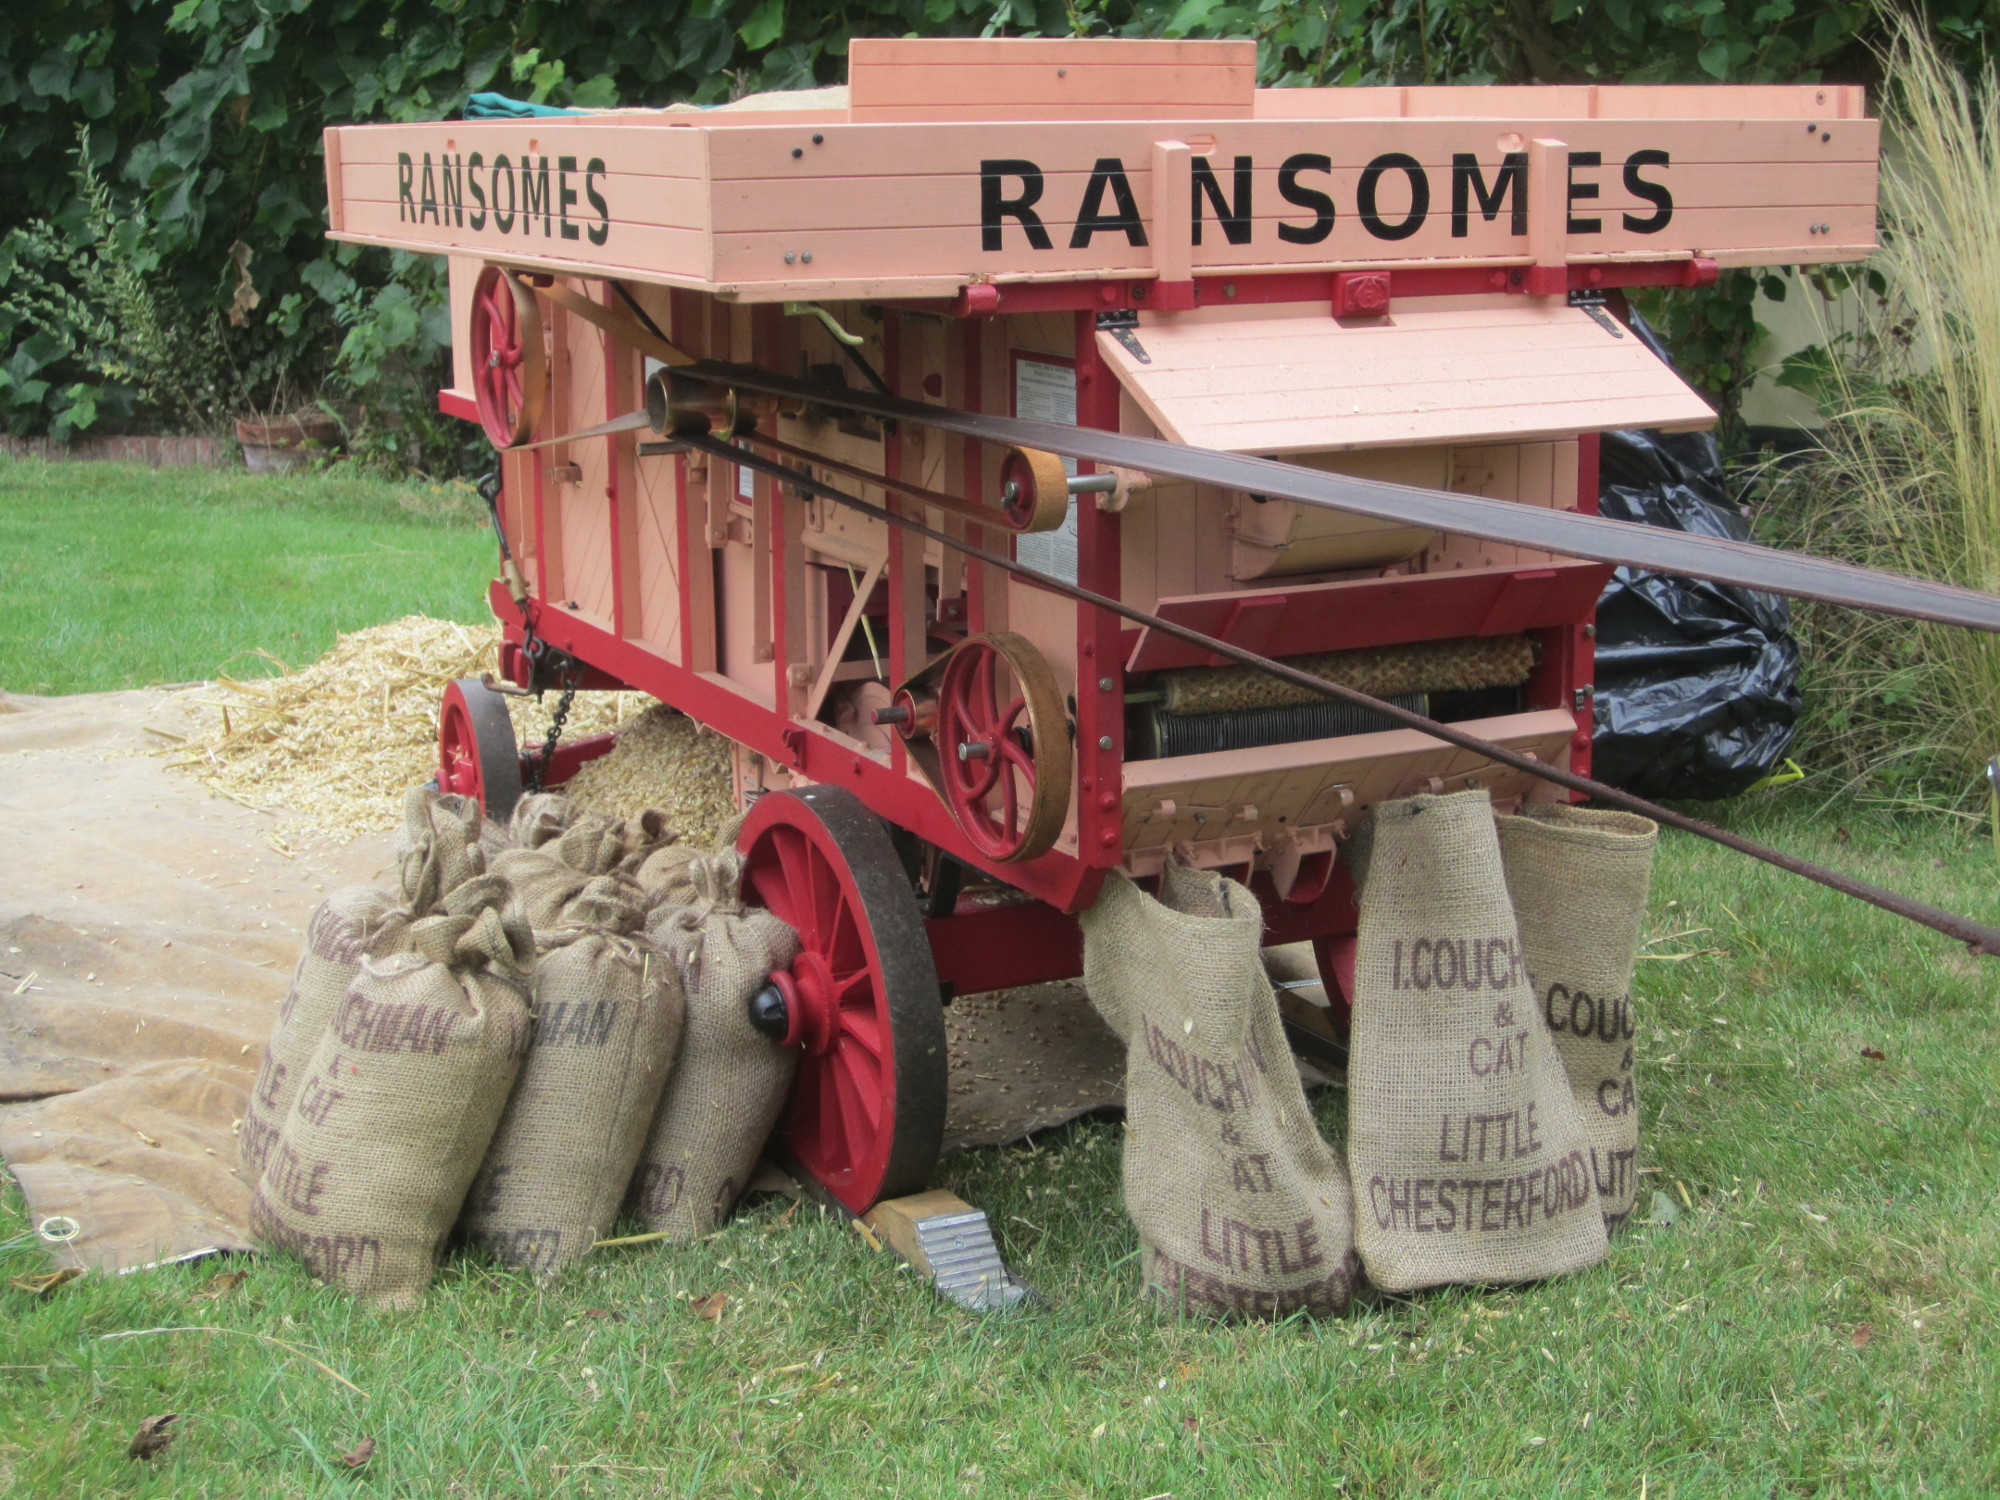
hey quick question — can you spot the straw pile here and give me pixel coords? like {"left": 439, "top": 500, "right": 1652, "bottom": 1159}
{"left": 165, "top": 616, "right": 656, "bottom": 845}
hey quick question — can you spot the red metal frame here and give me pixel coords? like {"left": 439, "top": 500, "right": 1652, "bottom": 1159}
{"left": 918, "top": 258, "right": 1719, "bottom": 321}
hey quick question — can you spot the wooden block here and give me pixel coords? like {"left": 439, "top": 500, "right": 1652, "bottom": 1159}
{"left": 864, "top": 1188, "right": 972, "bottom": 1276}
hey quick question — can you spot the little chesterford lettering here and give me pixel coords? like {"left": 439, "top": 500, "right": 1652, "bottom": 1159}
{"left": 396, "top": 152, "right": 611, "bottom": 244}
{"left": 979, "top": 148, "right": 1674, "bottom": 249}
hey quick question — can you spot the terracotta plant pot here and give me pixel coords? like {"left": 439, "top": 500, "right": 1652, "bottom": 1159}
{"left": 235, "top": 411, "right": 343, "bottom": 473}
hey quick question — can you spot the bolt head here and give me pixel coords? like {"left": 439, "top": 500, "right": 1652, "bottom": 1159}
{"left": 1098, "top": 677, "right": 1114, "bottom": 691}
{"left": 1097, "top": 735, "right": 1114, "bottom": 751}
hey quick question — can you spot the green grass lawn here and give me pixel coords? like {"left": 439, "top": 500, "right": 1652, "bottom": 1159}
{"left": 0, "top": 458, "right": 497, "bottom": 695}
{"left": 2, "top": 459, "right": 1996, "bottom": 1495}
{"left": 3, "top": 800, "right": 1996, "bottom": 1498}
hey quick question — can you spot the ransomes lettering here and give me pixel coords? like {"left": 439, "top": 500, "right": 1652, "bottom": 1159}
{"left": 396, "top": 150, "right": 611, "bottom": 244}
{"left": 974, "top": 146, "right": 1673, "bottom": 253}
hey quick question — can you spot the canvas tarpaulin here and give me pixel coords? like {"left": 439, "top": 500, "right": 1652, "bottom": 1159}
{"left": 0, "top": 688, "right": 1129, "bottom": 1274}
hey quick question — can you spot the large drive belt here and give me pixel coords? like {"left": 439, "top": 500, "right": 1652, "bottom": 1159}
{"left": 688, "top": 359, "right": 2000, "bottom": 634}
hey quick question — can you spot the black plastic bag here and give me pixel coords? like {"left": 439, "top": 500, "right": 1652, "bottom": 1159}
{"left": 1589, "top": 316, "right": 1801, "bottom": 800}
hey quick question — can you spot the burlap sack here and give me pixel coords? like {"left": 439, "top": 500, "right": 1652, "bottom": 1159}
{"left": 1347, "top": 789, "right": 1607, "bottom": 1290}
{"left": 508, "top": 791, "right": 577, "bottom": 850}
{"left": 1081, "top": 865, "right": 1361, "bottom": 1319}
{"left": 1497, "top": 804, "right": 1658, "bottom": 1228}
{"left": 460, "top": 880, "right": 686, "bottom": 1275}
{"left": 248, "top": 875, "right": 535, "bottom": 1308}
{"left": 628, "top": 855, "right": 799, "bottom": 1240}
{"left": 238, "top": 789, "right": 486, "bottom": 1178}
{"left": 634, "top": 842, "right": 704, "bottom": 909}
{"left": 489, "top": 811, "right": 634, "bottom": 930}
{"left": 392, "top": 787, "right": 489, "bottom": 913}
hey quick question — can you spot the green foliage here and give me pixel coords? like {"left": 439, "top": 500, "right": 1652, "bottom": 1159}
{"left": 0, "top": 1, "right": 1990, "bottom": 464}
{"left": 1759, "top": 28, "right": 2000, "bottom": 811}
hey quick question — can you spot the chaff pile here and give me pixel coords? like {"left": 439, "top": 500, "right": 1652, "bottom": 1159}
{"left": 166, "top": 616, "right": 652, "bottom": 844}
{"left": 561, "top": 702, "right": 736, "bottom": 849}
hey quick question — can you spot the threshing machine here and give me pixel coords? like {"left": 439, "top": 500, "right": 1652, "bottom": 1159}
{"left": 323, "top": 37, "right": 1891, "bottom": 1212}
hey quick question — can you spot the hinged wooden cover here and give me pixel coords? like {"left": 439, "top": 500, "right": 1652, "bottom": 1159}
{"left": 1098, "top": 301, "right": 1715, "bottom": 453}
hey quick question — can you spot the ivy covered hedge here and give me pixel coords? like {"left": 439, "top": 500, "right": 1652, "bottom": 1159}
{"left": 0, "top": 0, "right": 1988, "bottom": 467}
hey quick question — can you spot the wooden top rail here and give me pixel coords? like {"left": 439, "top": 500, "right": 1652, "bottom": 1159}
{"left": 325, "top": 38, "right": 1877, "bottom": 301}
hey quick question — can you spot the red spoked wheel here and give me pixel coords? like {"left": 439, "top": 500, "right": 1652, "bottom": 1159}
{"left": 438, "top": 677, "right": 524, "bottom": 823}
{"left": 739, "top": 785, "right": 946, "bottom": 1214}
{"left": 935, "top": 632, "right": 1071, "bottom": 863}
{"left": 468, "top": 263, "right": 545, "bottom": 448}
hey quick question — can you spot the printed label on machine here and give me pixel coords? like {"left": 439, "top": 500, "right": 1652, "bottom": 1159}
{"left": 1012, "top": 355, "right": 1079, "bottom": 584}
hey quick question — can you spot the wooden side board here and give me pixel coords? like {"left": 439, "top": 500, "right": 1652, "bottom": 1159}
{"left": 326, "top": 97, "right": 1877, "bottom": 297}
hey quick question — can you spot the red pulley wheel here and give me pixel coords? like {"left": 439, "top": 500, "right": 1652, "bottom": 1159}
{"left": 738, "top": 785, "right": 946, "bottom": 1214}
{"left": 934, "top": 632, "right": 1071, "bottom": 863}
{"left": 467, "top": 263, "right": 546, "bottom": 448}
{"left": 438, "top": 677, "right": 524, "bottom": 823}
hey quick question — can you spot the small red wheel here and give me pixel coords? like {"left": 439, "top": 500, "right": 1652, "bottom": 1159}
{"left": 439, "top": 678, "right": 524, "bottom": 823}
{"left": 739, "top": 785, "right": 946, "bottom": 1214}
{"left": 936, "top": 632, "right": 1071, "bottom": 863}
{"left": 468, "top": 264, "right": 545, "bottom": 448}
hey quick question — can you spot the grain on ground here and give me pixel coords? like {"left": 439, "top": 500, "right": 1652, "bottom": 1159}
{"left": 161, "top": 615, "right": 652, "bottom": 845}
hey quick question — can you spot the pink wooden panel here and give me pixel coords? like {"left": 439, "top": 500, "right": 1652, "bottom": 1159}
{"left": 1253, "top": 83, "right": 1865, "bottom": 121}
{"left": 704, "top": 156, "right": 1866, "bottom": 235}
{"left": 847, "top": 33, "right": 1255, "bottom": 120}
{"left": 853, "top": 64, "right": 1255, "bottom": 110}
{"left": 1118, "top": 709, "right": 1577, "bottom": 849}
{"left": 704, "top": 116, "right": 1878, "bottom": 178}
{"left": 331, "top": 102, "right": 1878, "bottom": 294}
{"left": 338, "top": 200, "right": 710, "bottom": 281}
{"left": 332, "top": 122, "right": 709, "bottom": 180}
{"left": 708, "top": 203, "right": 1875, "bottom": 285}
{"left": 1097, "top": 303, "right": 1712, "bottom": 453}
{"left": 341, "top": 160, "right": 712, "bottom": 231}
{"left": 554, "top": 307, "right": 616, "bottom": 625}
{"left": 445, "top": 254, "right": 478, "bottom": 403}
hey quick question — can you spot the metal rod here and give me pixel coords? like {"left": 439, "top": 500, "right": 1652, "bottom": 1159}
{"left": 690, "top": 432, "right": 2000, "bottom": 958}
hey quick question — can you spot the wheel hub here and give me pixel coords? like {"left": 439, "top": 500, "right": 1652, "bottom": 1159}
{"left": 782, "top": 948, "right": 841, "bottom": 1057}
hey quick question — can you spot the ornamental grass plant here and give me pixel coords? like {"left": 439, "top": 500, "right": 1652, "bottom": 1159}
{"left": 1764, "top": 19, "right": 2000, "bottom": 812}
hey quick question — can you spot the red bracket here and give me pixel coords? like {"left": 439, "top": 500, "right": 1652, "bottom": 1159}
{"left": 1332, "top": 271, "right": 1391, "bottom": 318}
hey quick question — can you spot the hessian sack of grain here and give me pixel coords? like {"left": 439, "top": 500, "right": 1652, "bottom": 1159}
{"left": 238, "top": 787, "right": 486, "bottom": 1178}
{"left": 1082, "top": 864, "right": 1361, "bottom": 1319}
{"left": 248, "top": 874, "right": 535, "bottom": 1308}
{"left": 460, "top": 878, "right": 686, "bottom": 1276}
{"left": 490, "top": 812, "right": 632, "bottom": 930}
{"left": 1497, "top": 804, "right": 1658, "bottom": 1229}
{"left": 1347, "top": 789, "right": 1608, "bottom": 1290}
{"left": 629, "top": 853, "right": 799, "bottom": 1240}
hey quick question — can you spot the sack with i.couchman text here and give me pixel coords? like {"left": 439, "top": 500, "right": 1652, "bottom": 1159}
{"left": 1347, "top": 789, "right": 1607, "bottom": 1291}
{"left": 1497, "top": 804, "right": 1658, "bottom": 1228}
{"left": 1082, "top": 864, "right": 1361, "bottom": 1319}
{"left": 238, "top": 788, "right": 486, "bottom": 1177}
{"left": 459, "top": 879, "right": 686, "bottom": 1276}
{"left": 627, "top": 854, "right": 799, "bottom": 1240}
{"left": 248, "top": 875, "right": 534, "bottom": 1308}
